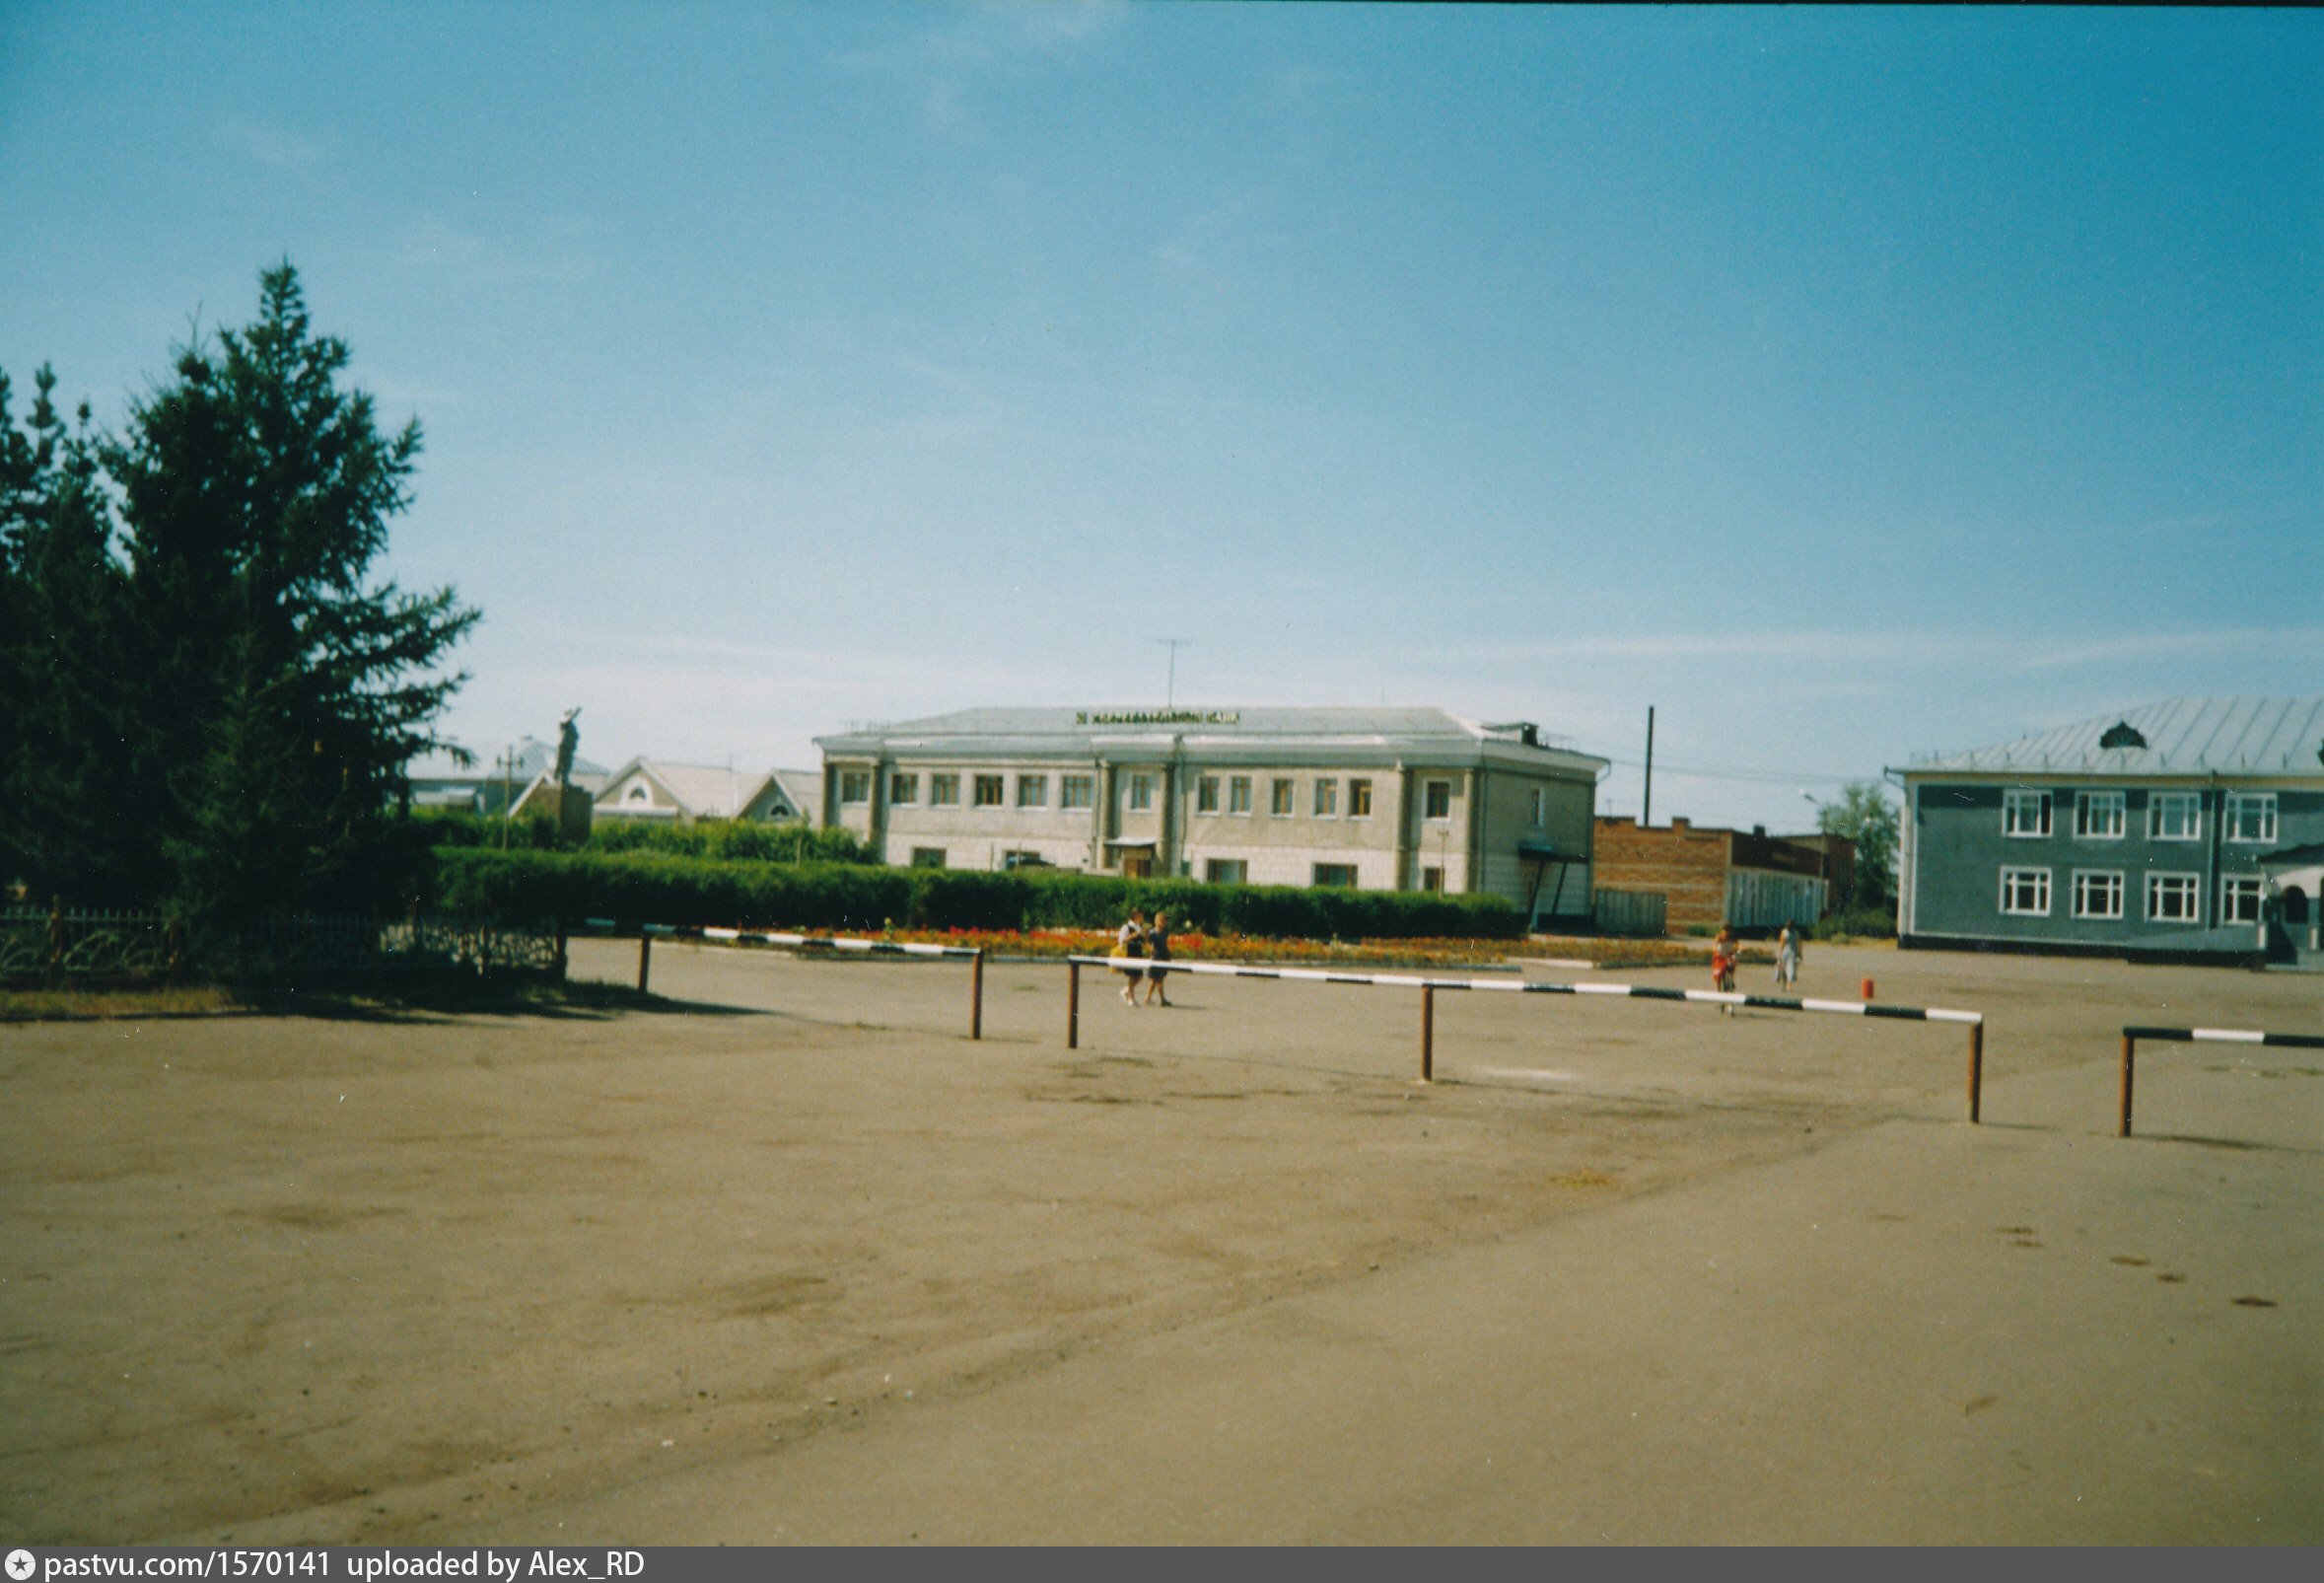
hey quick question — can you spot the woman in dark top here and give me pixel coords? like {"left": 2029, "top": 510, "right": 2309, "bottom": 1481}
{"left": 1143, "top": 910, "right": 1173, "bottom": 1005}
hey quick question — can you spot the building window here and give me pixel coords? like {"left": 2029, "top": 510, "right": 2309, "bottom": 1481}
{"left": 1060, "top": 774, "right": 1093, "bottom": 810}
{"left": 1205, "top": 858, "right": 1247, "bottom": 885}
{"left": 1128, "top": 773, "right": 1154, "bottom": 811}
{"left": 2003, "top": 789, "right": 2052, "bottom": 838}
{"left": 1424, "top": 779, "right": 1452, "bottom": 820}
{"left": 1197, "top": 776, "right": 1220, "bottom": 813}
{"left": 2224, "top": 793, "right": 2277, "bottom": 844}
{"left": 1229, "top": 776, "right": 1251, "bottom": 815}
{"left": 1313, "top": 778, "right": 1338, "bottom": 817}
{"left": 973, "top": 774, "right": 1005, "bottom": 808}
{"left": 1271, "top": 778, "right": 1295, "bottom": 816}
{"left": 2072, "top": 870, "right": 2124, "bottom": 920}
{"left": 2223, "top": 877, "right": 2263, "bottom": 924}
{"left": 889, "top": 773, "right": 919, "bottom": 805}
{"left": 625, "top": 782, "right": 652, "bottom": 804}
{"left": 2000, "top": 867, "right": 2051, "bottom": 915}
{"left": 1529, "top": 787, "right": 1545, "bottom": 826}
{"left": 2074, "top": 791, "right": 2124, "bottom": 839}
{"left": 1421, "top": 866, "right": 1444, "bottom": 893}
{"left": 910, "top": 847, "right": 947, "bottom": 869}
{"left": 2146, "top": 873, "right": 2201, "bottom": 922}
{"left": 1016, "top": 774, "right": 1047, "bottom": 809}
{"left": 930, "top": 773, "right": 959, "bottom": 806}
{"left": 2148, "top": 792, "right": 2201, "bottom": 841}
{"left": 839, "top": 770, "right": 871, "bottom": 805}
{"left": 1349, "top": 779, "right": 1373, "bottom": 818}
{"left": 1313, "top": 863, "right": 1358, "bottom": 888}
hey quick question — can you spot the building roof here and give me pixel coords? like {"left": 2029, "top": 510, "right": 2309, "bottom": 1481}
{"left": 816, "top": 706, "right": 1606, "bottom": 773}
{"left": 769, "top": 768, "right": 821, "bottom": 823}
{"left": 1895, "top": 698, "right": 2324, "bottom": 780}
{"left": 599, "top": 759, "right": 775, "bottom": 820}
{"left": 407, "top": 736, "right": 608, "bottom": 785}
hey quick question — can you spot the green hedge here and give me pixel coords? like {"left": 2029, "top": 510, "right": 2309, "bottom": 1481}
{"left": 426, "top": 850, "right": 1522, "bottom": 940}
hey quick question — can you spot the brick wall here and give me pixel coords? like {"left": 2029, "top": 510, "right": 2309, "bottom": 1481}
{"left": 1592, "top": 817, "right": 1732, "bottom": 931}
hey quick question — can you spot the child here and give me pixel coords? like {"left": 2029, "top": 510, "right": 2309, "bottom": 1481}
{"left": 1116, "top": 909, "right": 1148, "bottom": 1004}
{"left": 1711, "top": 924, "right": 1738, "bottom": 1010}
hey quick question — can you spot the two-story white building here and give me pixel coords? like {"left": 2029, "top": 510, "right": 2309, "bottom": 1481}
{"left": 813, "top": 707, "right": 1608, "bottom": 925}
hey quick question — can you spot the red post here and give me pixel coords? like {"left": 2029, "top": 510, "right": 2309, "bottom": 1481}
{"left": 971, "top": 950, "right": 985, "bottom": 1041}
{"left": 1067, "top": 960, "right": 1080, "bottom": 1049}
{"left": 1862, "top": 976, "right": 1874, "bottom": 1001}
{"left": 1421, "top": 984, "right": 1436, "bottom": 1083}
{"left": 1967, "top": 1021, "right": 1983, "bottom": 1123}
{"left": 637, "top": 933, "right": 652, "bottom": 993}
{"left": 2119, "top": 1034, "right": 2136, "bottom": 1137}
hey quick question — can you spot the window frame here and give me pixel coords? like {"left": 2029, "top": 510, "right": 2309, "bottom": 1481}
{"left": 1205, "top": 858, "right": 1247, "bottom": 885}
{"left": 1059, "top": 774, "right": 1093, "bottom": 811}
{"left": 1126, "top": 772, "right": 1154, "bottom": 812}
{"left": 1423, "top": 779, "right": 1452, "bottom": 821}
{"left": 838, "top": 770, "right": 872, "bottom": 806}
{"left": 1421, "top": 866, "right": 1444, "bottom": 894}
{"left": 2074, "top": 790, "right": 2124, "bottom": 839}
{"left": 888, "top": 772, "right": 919, "bottom": 806}
{"left": 1015, "top": 774, "right": 1048, "bottom": 810}
{"left": 2222, "top": 876, "right": 2263, "bottom": 924}
{"left": 909, "top": 847, "right": 947, "bottom": 869}
{"left": 1311, "top": 863, "right": 1358, "bottom": 889}
{"left": 1313, "top": 778, "right": 1338, "bottom": 818}
{"left": 1270, "top": 778, "right": 1295, "bottom": 816}
{"left": 2003, "top": 789, "right": 2052, "bottom": 838}
{"left": 1349, "top": 779, "right": 1373, "bottom": 819}
{"left": 2223, "top": 792, "right": 2278, "bottom": 844}
{"left": 2071, "top": 869, "right": 2124, "bottom": 920}
{"left": 2145, "top": 871, "right": 2201, "bottom": 923}
{"left": 1196, "top": 775, "right": 1220, "bottom": 814}
{"left": 2147, "top": 792, "right": 2201, "bottom": 841}
{"left": 930, "top": 773, "right": 960, "bottom": 807}
{"left": 972, "top": 774, "right": 1005, "bottom": 808}
{"left": 1999, "top": 867, "right": 2051, "bottom": 916}
{"left": 1228, "top": 775, "right": 1252, "bottom": 815}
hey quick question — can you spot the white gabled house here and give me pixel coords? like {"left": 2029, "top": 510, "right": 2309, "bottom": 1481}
{"left": 593, "top": 759, "right": 813, "bottom": 825}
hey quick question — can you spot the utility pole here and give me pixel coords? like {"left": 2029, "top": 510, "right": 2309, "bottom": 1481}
{"left": 1642, "top": 706, "right": 1655, "bottom": 827}
{"left": 1157, "top": 638, "right": 1190, "bottom": 708}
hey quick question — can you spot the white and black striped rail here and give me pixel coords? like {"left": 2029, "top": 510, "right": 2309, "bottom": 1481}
{"left": 2117, "top": 1025, "right": 2324, "bottom": 1137}
{"left": 1065, "top": 955, "right": 1987, "bottom": 1116}
{"left": 580, "top": 919, "right": 987, "bottom": 1036}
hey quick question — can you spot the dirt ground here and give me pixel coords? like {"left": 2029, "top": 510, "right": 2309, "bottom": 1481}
{"left": 1, "top": 941, "right": 2316, "bottom": 1544}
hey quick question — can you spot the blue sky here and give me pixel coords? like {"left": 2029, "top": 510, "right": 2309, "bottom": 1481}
{"left": 4, "top": 3, "right": 2318, "bottom": 832}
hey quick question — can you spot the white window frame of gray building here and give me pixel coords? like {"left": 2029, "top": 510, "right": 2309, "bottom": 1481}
{"left": 1270, "top": 778, "right": 1295, "bottom": 816}
{"left": 2074, "top": 790, "right": 2124, "bottom": 839}
{"left": 2224, "top": 792, "right": 2277, "bottom": 844}
{"left": 2000, "top": 867, "right": 2051, "bottom": 915}
{"left": 1349, "top": 779, "right": 1373, "bottom": 818}
{"left": 1060, "top": 774, "right": 1093, "bottom": 810}
{"left": 2003, "top": 789, "right": 2052, "bottom": 837}
{"left": 2148, "top": 792, "right": 2201, "bottom": 841}
{"left": 889, "top": 772, "right": 919, "bottom": 805}
{"left": 1313, "top": 778, "right": 1338, "bottom": 817}
{"left": 839, "top": 770, "right": 872, "bottom": 805}
{"left": 931, "top": 773, "right": 960, "bottom": 806}
{"left": 1229, "top": 776, "right": 1252, "bottom": 815}
{"left": 973, "top": 774, "right": 1005, "bottom": 808}
{"left": 2223, "top": 876, "right": 2263, "bottom": 924}
{"left": 2072, "top": 869, "right": 2124, "bottom": 920}
{"left": 1016, "top": 774, "right": 1047, "bottom": 809}
{"left": 1127, "top": 773, "right": 1154, "bottom": 812}
{"left": 1424, "top": 779, "right": 1452, "bottom": 821}
{"left": 1197, "top": 775, "right": 1220, "bottom": 814}
{"left": 2146, "top": 871, "right": 2201, "bottom": 922}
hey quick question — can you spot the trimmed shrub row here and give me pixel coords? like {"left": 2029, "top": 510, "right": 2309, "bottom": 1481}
{"left": 427, "top": 850, "right": 1523, "bottom": 941}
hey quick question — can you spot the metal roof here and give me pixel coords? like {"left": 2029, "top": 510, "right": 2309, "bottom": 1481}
{"left": 1896, "top": 697, "right": 2324, "bottom": 779}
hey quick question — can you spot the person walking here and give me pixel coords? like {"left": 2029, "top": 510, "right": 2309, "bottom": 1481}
{"left": 1774, "top": 922, "right": 1802, "bottom": 990}
{"left": 1116, "top": 908, "right": 1148, "bottom": 1004}
{"left": 1143, "top": 910, "right": 1174, "bottom": 1005}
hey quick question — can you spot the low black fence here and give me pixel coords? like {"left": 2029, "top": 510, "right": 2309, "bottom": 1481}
{"left": 0, "top": 907, "right": 562, "bottom": 986}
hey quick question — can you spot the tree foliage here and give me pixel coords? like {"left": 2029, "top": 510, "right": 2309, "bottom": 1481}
{"left": 0, "top": 264, "right": 477, "bottom": 921}
{"left": 1816, "top": 780, "right": 1900, "bottom": 911}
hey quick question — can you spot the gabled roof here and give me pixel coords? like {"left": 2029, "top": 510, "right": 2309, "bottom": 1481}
{"left": 597, "top": 759, "right": 777, "bottom": 820}
{"left": 1896, "top": 698, "right": 2324, "bottom": 779}
{"left": 769, "top": 768, "right": 821, "bottom": 823}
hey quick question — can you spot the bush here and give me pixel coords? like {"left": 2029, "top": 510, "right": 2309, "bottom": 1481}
{"left": 1812, "top": 905, "right": 1897, "bottom": 941}
{"left": 423, "top": 849, "right": 1524, "bottom": 941}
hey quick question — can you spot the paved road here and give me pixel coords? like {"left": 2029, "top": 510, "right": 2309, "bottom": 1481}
{"left": 484, "top": 1040, "right": 2319, "bottom": 1545}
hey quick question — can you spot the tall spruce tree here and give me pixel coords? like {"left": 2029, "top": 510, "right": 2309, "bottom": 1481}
{"left": 90, "top": 263, "right": 479, "bottom": 926}
{"left": 0, "top": 367, "right": 141, "bottom": 906}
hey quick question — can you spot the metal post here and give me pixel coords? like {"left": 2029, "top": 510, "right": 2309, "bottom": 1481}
{"left": 2119, "top": 1034, "right": 2135, "bottom": 1137}
{"left": 1421, "top": 984, "right": 1435, "bottom": 1083}
{"left": 1067, "top": 960, "right": 1080, "bottom": 1049}
{"left": 553, "top": 921, "right": 569, "bottom": 984}
{"left": 1967, "top": 1021, "right": 1983, "bottom": 1123}
{"left": 637, "top": 933, "right": 652, "bottom": 994}
{"left": 971, "top": 950, "right": 985, "bottom": 1041}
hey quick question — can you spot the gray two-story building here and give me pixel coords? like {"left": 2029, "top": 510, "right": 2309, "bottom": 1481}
{"left": 1891, "top": 697, "right": 2324, "bottom": 965}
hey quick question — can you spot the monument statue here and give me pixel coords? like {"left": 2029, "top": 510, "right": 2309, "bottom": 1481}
{"left": 555, "top": 707, "right": 581, "bottom": 788}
